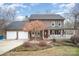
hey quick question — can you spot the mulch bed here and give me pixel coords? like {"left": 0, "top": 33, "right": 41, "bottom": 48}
{"left": 8, "top": 40, "right": 54, "bottom": 52}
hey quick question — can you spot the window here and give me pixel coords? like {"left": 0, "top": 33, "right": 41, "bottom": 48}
{"left": 52, "top": 23, "right": 54, "bottom": 26}
{"left": 51, "top": 22, "right": 54, "bottom": 26}
{"left": 31, "top": 32, "right": 35, "bottom": 37}
{"left": 32, "top": 32, "right": 34, "bottom": 34}
{"left": 50, "top": 30, "right": 52, "bottom": 34}
{"left": 55, "top": 30, "right": 61, "bottom": 35}
{"left": 50, "top": 30, "right": 54, "bottom": 34}
{"left": 38, "top": 32, "right": 40, "bottom": 35}
{"left": 59, "top": 23, "right": 60, "bottom": 26}
{"left": 37, "top": 32, "right": 40, "bottom": 37}
{"left": 31, "top": 32, "right": 40, "bottom": 37}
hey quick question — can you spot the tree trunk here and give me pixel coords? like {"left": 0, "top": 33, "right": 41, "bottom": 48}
{"left": 74, "top": 15, "right": 77, "bottom": 29}
{"left": 34, "top": 31, "right": 37, "bottom": 40}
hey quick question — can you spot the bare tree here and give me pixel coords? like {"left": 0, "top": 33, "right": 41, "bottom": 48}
{"left": 23, "top": 20, "right": 46, "bottom": 40}
{"left": 63, "top": 13, "right": 74, "bottom": 28}
{"left": 70, "top": 4, "right": 79, "bottom": 29}
{"left": 0, "top": 6, "right": 16, "bottom": 28}
{"left": 64, "top": 20, "right": 74, "bottom": 28}
{"left": 63, "top": 4, "right": 79, "bottom": 29}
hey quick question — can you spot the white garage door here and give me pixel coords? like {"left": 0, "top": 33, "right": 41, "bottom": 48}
{"left": 6, "top": 31, "right": 17, "bottom": 39}
{"left": 18, "top": 31, "right": 28, "bottom": 39}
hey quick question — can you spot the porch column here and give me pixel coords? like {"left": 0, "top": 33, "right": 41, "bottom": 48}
{"left": 48, "top": 30, "right": 50, "bottom": 37}
{"left": 28, "top": 32, "right": 30, "bottom": 40}
{"left": 61, "top": 30, "right": 63, "bottom": 36}
{"left": 42, "top": 30, "right": 44, "bottom": 39}
{"left": 28, "top": 32, "right": 30, "bottom": 39}
{"left": 16, "top": 31, "right": 18, "bottom": 40}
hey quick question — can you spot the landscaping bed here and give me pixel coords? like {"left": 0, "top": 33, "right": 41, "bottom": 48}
{"left": 5, "top": 40, "right": 53, "bottom": 52}
{"left": 2, "top": 40, "right": 79, "bottom": 56}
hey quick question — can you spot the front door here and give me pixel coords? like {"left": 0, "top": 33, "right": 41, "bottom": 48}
{"left": 44, "top": 30, "right": 48, "bottom": 38}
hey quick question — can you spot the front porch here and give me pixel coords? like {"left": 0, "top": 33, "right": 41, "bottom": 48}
{"left": 28, "top": 29, "right": 64, "bottom": 40}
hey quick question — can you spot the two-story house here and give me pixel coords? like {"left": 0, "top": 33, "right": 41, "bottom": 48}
{"left": 3, "top": 14, "right": 65, "bottom": 40}
{"left": 29, "top": 14, "right": 65, "bottom": 39}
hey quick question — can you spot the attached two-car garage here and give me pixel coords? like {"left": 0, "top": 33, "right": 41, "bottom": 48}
{"left": 6, "top": 21, "right": 28, "bottom": 40}
{"left": 6, "top": 31, "right": 28, "bottom": 40}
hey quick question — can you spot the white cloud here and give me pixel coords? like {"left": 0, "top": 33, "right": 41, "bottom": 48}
{"left": 7, "top": 4, "right": 29, "bottom": 9}
{"left": 56, "top": 12, "right": 65, "bottom": 14}
{"left": 51, "top": 3, "right": 58, "bottom": 5}
{"left": 0, "top": 3, "right": 5, "bottom": 8}
{"left": 29, "top": 3, "right": 40, "bottom": 6}
{"left": 59, "top": 4, "right": 67, "bottom": 8}
{"left": 15, "top": 15, "right": 25, "bottom": 21}
{"left": 0, "top": 3, "right": 4, "bottom": 6}
{"left": 51, "top": 3, "right": 75, "bottom": 8}
{"left": 0, "top": 0, "right": 78, "bottom": 3}
{"left": 59, "top": 3, "right": 75, "bottom": 9}
{"left": 16, "top": 10, "right": 20, "bottom": 14}
{"left": 66, "top": 3, "right": 75, "bottom": 8}
{"left": 51, "top": 3, "right": 76, "bottom": 14}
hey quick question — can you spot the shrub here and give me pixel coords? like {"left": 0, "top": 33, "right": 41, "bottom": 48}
{"left": 38, "top": 40, "right": 48, "bottom": 47}
{"left": 70, "top": 35, "right": 79, "bottom": 45}
{"left": 23, "top": 42, "right": 32, "bottom": 47}
{"left": 53, "top": 39, "right": 56, "bottom": 42}
{"left": 50, "top": 39, "right": 56, "bottom": 43}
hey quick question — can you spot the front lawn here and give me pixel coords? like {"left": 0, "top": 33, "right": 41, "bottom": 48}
{"left": 2, "top": 40, "right": 79, "bottom": 56}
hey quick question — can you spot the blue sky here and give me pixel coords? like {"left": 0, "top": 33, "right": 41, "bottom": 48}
{"left": 0, "top": 3, "right": 76, "bottom": 20}
{"left": 0, "top": 3, "right": 76, "bottom": 16}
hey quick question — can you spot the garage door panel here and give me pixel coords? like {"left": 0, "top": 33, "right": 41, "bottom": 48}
{"left": 18, "top": 31, "right": 28, "bottom": 39}
{"left": 6, "top": 31, "right": 17, "bottom": 39}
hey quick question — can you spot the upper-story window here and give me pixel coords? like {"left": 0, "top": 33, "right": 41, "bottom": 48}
{"left": 55, "top": 21, "right": 62, "bottom": 27}
{"left": 51, "top": 22, "right": 55, "bottom": 27}
{"left": 59, "top": 23, "right": 60, "bottom": 26}
{"left": 59, "top": 21, "right": 63, "bottom": 27}
{"left": 52, "top": 23, "right": 54, "bottom": 26}
{"left": 51, "top": 21, "right": 63, "bottom": 27}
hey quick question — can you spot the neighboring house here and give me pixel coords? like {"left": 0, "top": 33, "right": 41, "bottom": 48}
{"left": 29, "top": 14, "right": 65, "bottom": 39}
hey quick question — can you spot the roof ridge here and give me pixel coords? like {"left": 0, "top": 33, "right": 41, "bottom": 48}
{"left": 29, "top": 14, "right": 65, "bottom": 20}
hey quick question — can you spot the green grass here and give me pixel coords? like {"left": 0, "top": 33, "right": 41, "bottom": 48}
{"left": 75, "top": 47, "right": 79, "bottom": 55}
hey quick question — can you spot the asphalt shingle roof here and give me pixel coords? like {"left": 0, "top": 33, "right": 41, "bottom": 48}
{"left": 29, "top": 14, "right": 65, "bottom": 20}
{"left": 5, "top": 21, "right": 26, "bottom": 30}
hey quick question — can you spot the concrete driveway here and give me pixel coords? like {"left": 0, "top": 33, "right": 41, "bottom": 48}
{"left": 0, "top": 40, "right": 25, "bottom": 55}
